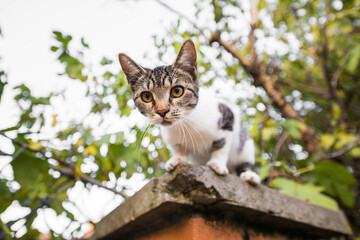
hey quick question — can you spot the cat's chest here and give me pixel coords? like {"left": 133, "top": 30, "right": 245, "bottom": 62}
{"left": 161, "top": 117, "right": 219, "bottom": 152}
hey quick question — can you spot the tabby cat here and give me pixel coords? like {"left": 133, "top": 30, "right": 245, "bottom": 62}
{"left": 118, "top": 39, "right": 261, "bottom": 185}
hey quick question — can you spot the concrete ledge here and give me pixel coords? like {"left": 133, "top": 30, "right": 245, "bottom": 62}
{"left": 93, "top": 164, "right": 352, "bottom": 239}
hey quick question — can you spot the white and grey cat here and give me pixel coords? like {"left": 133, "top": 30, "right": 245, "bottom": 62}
{"left": 118, "top": 39, "right": 261, "bottom": 185}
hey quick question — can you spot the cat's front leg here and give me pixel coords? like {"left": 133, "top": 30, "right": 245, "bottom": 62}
{"left": 165, "top": 144, "right": 188, "bottom": 171}
{"left": 165, "top": 156, "right": 188, "bottom": 171}
{"left": 207, "top": 134, "right": 232, "bottom": 175}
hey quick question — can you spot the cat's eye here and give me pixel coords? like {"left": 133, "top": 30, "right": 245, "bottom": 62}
{"left": 171, "top": 86, "right": 184, "bottom": 98}
{"left": 141, "top": 92, "right": 153, "bottom": 102}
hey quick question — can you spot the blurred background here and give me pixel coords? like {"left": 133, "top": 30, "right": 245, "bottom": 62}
{"left": 0, "top": 0, "right": 359, "bottom": 239}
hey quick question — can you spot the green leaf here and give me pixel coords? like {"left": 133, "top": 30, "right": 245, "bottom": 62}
{"left": 53, "top": 31, "right": 72, "bottom": 49}
{"left": 50, "top": 46, "right": 59, "bottom": 52}
{"left": 101, "top": 57, "right": 113, "bottom": 65}
{"left": 120, "top": 106, "right": 131, "bottom": 116}
{"left": 11, "top": 149, "right": 50, "bottom": 188}
{"left": 81, "top": 37, "right": 89, "bottom": 48}
{"left": 50, "top": 199, "right": 63, "bottom": 215}
{"left": 0, "top": 125, "right": 20, "bottom": 132}
{"left": 346, "top": 45, "right": 360, "bottom": 72}
{"left": 313, "top": 160, "right": 356, "bottom": 208}
{"left": 283, "top": 120, "right": 301, "bottom": 139}
{"left": 0, "top": 218, "right": 11, "bottom": 239}
{"left": 259, "top": 164, "right": 271, "bottom": 180}
{"left": 65, "top": 61, "right": 87, "bottom": 81}
{"left": 0, "top": 179, "right": 12, "bottom": 213}
{"left": 272, "top": 178, "right": 339, "bottom": 210}
{"left": 0, "top": 77, "right": 7, "bottom": 102}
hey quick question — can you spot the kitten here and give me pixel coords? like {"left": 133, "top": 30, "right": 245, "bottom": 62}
{"left": 118, "top": 39, "right": 261, "bottom": 185}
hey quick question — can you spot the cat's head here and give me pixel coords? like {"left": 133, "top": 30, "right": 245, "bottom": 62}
{"left": 118, "top": 39, "right": 199, "bottom": 126}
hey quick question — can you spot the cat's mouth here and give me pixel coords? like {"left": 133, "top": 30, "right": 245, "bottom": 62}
{"left": 160, "top": 119, "right": 173, "bottom": 126}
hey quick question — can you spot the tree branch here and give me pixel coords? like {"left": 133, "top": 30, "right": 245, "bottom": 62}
{"left": 274, "top": 131, "right": 290, "bottom": 160}
{"left": 0, "top": 149, "right": 11, "bottom": 156}
{"left": 209, "top": 31, "right": 251, "bottom": 69}
{"left": 7, "top": 198, "right": 51, "bottom": 229}
{"left": 50, "top": 166, "right": 128, "bottom": 198}
{"left": 318, "top": 133, "right": 360, "bottom": 161}
{"left": 209, "top": 34, "right": 319, "bottom": 154}
{"left": 330, "top": 49, "right": 351, "bottom": 92}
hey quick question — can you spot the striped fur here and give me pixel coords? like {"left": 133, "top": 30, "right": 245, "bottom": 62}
{"left": 119, "top": 40, "right": 199, "bottom": 126}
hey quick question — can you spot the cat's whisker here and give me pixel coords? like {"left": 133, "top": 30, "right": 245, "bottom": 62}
{"left": 174, "top": 121, "right": 182, "bottom": 146}
{"left": 179, "top": 119, "right": 197, "bottom": 156}
{"left": 183, "top": 116, "right": 213, "bottom": 133}
{"left": 178, "top": 120, "right": 187, "bottom": 150}
{"left": 181, "top": 118, "right": 207, "bottom": 150}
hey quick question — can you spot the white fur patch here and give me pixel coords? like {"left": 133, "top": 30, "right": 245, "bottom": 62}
{"left": 240, "top": 170, "right": 261, "bottom": 185}
{"left": 160, "top": 88, "right": 257, "bottom": 177}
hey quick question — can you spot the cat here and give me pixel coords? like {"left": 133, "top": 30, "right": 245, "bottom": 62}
{"left": 118, "top": 39, "right": 261, "bottom": 185}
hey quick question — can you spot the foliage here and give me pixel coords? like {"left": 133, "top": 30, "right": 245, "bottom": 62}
{"left": 271, "top": 177, "right": 339, "bottom": 210}
{"left": 0, "top": 0, "right": 360, "bottom": 238}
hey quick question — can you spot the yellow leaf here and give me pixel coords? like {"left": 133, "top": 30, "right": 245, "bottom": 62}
{"left": 52, "top": 114, "right": 58, "bottom": 127}
{"left": 266, "top": 119, "right": 274, "bottom": 127}
{"left": 262, "top": 127, "right": 277, "bottom": 141}
{"left": 29, "top": 141, "right": 42, "bottom": 151}
{"left": 195, "top": 39, "right": 200, "bottom": 50}
{"left": 350, "top": 147, "right": 360, "bottom": 157}
{"left": 64, "top": 126, "right": 73, "bottom": 135}
{"left": 332, "top": 104, "right": 341, "bottom": 120}
{"left": 335, "top": 133, "right": 356, "bottom": 149}
{"left": 320, "top": 134, "right": 336, "bottom": 149}
{"left": 76, "top": 138, "right": 84, "bottom": 147}
{"left": 295, "top": 120, "right": 307, "bottom": 131}
{"left": 84, "top": 145, "right": 97, "bottom": 155}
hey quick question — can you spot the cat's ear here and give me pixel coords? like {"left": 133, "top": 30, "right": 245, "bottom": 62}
{"left": 118, "top": 53, "right": 146, "bottom": 86}
{"left": 172, "top": 39, "right": 197, "bottom": 79}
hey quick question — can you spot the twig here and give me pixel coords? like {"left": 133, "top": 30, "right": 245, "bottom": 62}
{"left": 49, "top": 166, "right": 128, "bottom": 198}
{"left": 0, "top": 150, "right": 11, "bottom": 156}
{"left": 318, "top": 133, "right": 360, "bottom": 161}
{"left": 274, "top": 131, "right": 290, "bottom": 160}
{"left": 7, "top": 198, "right": 51, "bottom": 229}
{"left": 11, "top": 146, "right": 25, "bottom": 161}
{"left": 154, "top": 0, "right": 200, "bottom": 30}
{"left": 330, "top": 49, "right": 351, "bottom": 90}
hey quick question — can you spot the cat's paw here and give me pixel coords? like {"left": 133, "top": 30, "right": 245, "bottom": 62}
{"left": 165, "top": 156, "right": 187, "bottom": 171}
{"left": 240, "top": 170, "right": 261, "bottom": 185}
{"left": 207, "top": 160, "right": 229, "bottom": 175}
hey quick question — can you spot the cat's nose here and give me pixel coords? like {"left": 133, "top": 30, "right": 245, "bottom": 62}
{"left": 156, "top": 109, "right": 169, "bottom": 118}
